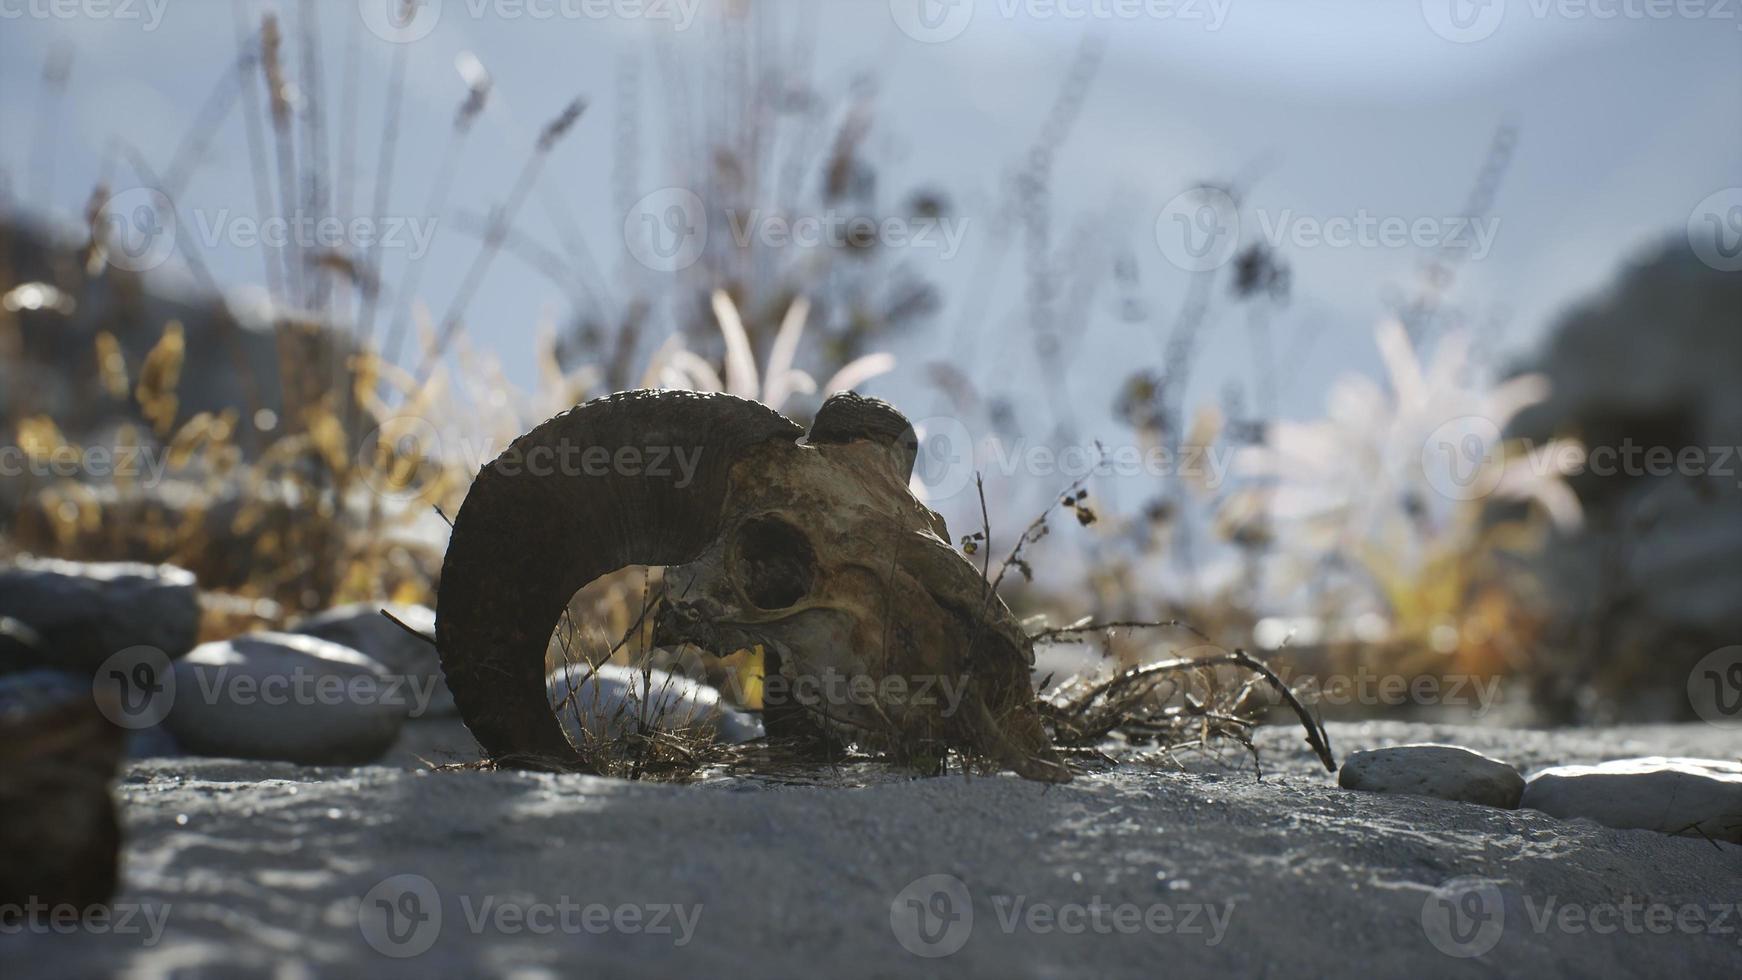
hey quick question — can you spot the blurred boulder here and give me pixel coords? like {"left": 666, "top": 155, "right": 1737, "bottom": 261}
{"left": 1505, "top": 241, "right": 1742, "bottom": 719}
{"left": 0, "top": 667, "right": 181, "bottom": 759}
{"left": 0, "top": 669, "right": 124, "bottom": 919}
{"left": 165, "top": 633, "right": 405, "bottom": 765}
{"left": 0, "top": 558, "right": 199, "bottom": 674}
{"left": 289, "top": 603, "right": 453, "bottom": 717}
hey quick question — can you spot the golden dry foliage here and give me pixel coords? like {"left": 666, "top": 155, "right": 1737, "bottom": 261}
{"left": 134, "top": 320, "right": 184, "bottom": 437}
{"left": 6, "top": 321, "right": 455, "bottom": 634}
{"left": 93, "top": 331, "right": 129, "bottom": 400}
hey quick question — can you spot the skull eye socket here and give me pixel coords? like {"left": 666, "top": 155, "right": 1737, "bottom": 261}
{"left": 734, "top": 515, "right": 817, "bottom": 610}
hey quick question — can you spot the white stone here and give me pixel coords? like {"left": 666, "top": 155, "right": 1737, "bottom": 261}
{"left": 290, "top": 604, "right": 453, "bottom": 717}
{"left": 0, "top": 558, "right": 200, "bottom": 672}
{"left": 1521, "top": 756, "right": 1742, "bottom": 842}
{"left": 1338, "top": 743, "right": 1525, "bottom": 809}
{"left": 547, "top": 664, "right": 763, "bottom": 746}
{"left": 166, "top": 633, "right": 404, "bottom": 765}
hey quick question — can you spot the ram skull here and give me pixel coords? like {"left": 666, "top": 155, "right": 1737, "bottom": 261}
{"left": 436, "top": 389, "right": 1067, "bottom": 781}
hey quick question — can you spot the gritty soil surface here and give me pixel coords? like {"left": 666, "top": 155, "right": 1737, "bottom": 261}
{"left": 10, "top": 722, "right": 1740, "bottom": 978}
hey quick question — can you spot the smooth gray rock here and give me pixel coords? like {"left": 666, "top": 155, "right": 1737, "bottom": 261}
{"left": 1521, "top": 756, "right": 1742, "bottom": 842}
{"left": 290, "top": 603, "right": 452, "bottom": 717}
{"left": 0, "top": 558, "right": 200, "bottom": 673}
{"left": 547, "top": 664, "right": 763, "bottom": 745}
{"left": 166, "top": 633, "right": 404, "bottom": 765}
{"left": 1339, "top": 743, "right": 1526, "bottom": 808}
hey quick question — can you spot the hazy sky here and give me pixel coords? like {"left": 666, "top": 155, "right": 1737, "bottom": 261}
{"left": 2, "top": 0, "right": 1737, "bottom": 455}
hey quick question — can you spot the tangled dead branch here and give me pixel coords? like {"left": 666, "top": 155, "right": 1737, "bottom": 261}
{"left": 1034, "top": 619, "right": 1337, "bottom": 774}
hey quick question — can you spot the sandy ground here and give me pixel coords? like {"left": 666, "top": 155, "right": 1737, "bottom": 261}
{"left": 7, "top": 721, "right": 1740, "bottom": 979}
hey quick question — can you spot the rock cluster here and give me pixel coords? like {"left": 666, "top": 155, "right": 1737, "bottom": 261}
{"left": 1, "top": 559, "right": 762, "bottom": 767}
{"left": 1339, "top": 739, "right": 1741, "bottom": 844}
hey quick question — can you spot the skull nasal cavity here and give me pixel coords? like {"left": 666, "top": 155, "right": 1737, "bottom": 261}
{"left": 736, "top": 516, "right": 817, "bottom": 610}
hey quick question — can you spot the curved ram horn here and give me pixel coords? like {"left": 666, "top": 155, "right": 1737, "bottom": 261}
{"left": 435, "top": 389, "right": 803, "bottom": 770}
{"left": 805, "top": 391, "right": 918, "bottom": 480}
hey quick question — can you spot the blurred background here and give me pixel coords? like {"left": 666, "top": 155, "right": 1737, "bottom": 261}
{"left": 2, "top": 0, "right": 1738, "bottom": 727}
